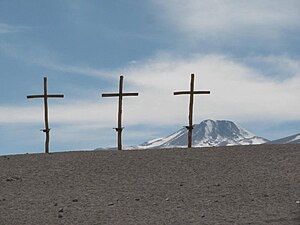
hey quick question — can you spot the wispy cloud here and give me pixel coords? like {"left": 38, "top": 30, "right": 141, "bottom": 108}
{"left": 0, "top": 41, "right": 117, "bottom": 80}
{"left": 35, "top": 60, "right": 113, "bottom": 79}
{"left": 0, "top": 22, "right": 29, "bottom": 34}
{"left": 152, "top": 0, "right": 300, "bottom": 41}
{"left": 240, "top": 55, "right": 300, "bottom": 80}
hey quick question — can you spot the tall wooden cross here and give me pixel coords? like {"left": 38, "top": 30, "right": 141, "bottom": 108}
{"left": 27, "top": 77, "right": 64, "bottom": 153}
{"left": 102, "top": 75, "right": 138, "bottom": 150}
{"left": 174, "top": 74, "right": 210, "bottom": 148}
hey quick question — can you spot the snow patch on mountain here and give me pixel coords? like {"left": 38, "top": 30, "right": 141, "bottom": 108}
{"left": 290, "top": 134, "right": 300, "bottom": 142}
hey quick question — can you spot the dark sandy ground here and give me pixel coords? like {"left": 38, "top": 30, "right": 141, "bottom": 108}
{"left": 0, "top": 144, "right": 299, "bottom": 225}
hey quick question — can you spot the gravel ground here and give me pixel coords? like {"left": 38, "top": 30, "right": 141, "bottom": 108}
{"left": 0, "top": 144, "right": 299, "bottom": 225}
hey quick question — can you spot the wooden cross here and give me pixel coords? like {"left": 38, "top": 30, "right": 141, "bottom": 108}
{"left": 174, "top": 74, "right": 210, "bottom": 148}
{"left": 27, "top": 77, "right": 64, "bottom": 153}
{"left": 102, "top": 75, "right": 138, "bottom": 150}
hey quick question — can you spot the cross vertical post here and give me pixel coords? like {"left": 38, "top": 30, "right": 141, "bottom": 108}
{"left": 174, "top": 74, "right": 210, "bottom": 148}
{"left": 117, "top": 76, "right": 123, "bottom": 151}
{"left": 102, "top": 75, "right": 138, "bottom": 150}
{"left": 27, "top": 77, "right": 64, "bottom": 153}
{"left": 43, "top": 77, "right": 50, "bottom": 153}
{"left": 188, "top": 74, "right": 195, "bottom": 148}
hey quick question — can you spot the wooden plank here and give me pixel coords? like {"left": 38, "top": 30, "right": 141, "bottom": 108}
{"left": 117, "top": 76, "right": 123, "bottom": 150}
{"left": 174, "top": 91, "right": 210, "bottom": 95}
{"left": 102, "top": 93, "right": 120, "bottom": 97}
{"left": 43, "top": 77, "right": 50, "bottom": 154}
{"left": 27, "top": 95, "right": 45, "bottom": 99}
{"left": 122, "top": 93, "right": 139, "bottom": 96}
{"left": 193, "top": 91, "right": 210, "bottom": 94}
{"left": 188, "top": 74, "right": 194, "bottom": 148}
{"left": 102, "top": 93, "right": 138, "bottom": 97}
{"left": 27, "top": 94, "right": 64, "bottom": 99}
{"left": 47, "top": 94, "right": 64, "bottom": 98}
{"left": 174, "top": 91, "right": 190, "bottom": 95}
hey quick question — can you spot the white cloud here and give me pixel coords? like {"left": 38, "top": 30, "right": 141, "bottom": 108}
{"left": 0, "top": 106, "right": 41, "bottom": 124}
{"left": 123, "top": 54, "right": 300, "bottom": 124}
{"left": 1, "top": 54, "right": 299, "bottom": 127}
{"left": 152, "top": 0, "right": 300, "bottom": 41}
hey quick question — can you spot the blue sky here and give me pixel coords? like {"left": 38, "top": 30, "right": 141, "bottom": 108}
{"left": 0, "top": 0, "right": 299, "bottom": 155}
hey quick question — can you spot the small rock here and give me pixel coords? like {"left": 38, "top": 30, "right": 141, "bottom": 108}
{"left": 108, "top": 202, "right": 114, "bottom": 206}
{"left": 72, "top": 199, "right": 78, "bottom": 202}
{"left": 6, "top": 176, "right": 21, "bottom": 182}
{"left": 165, "top": 198, "right": 169, "bottom": 201}
{"left": 54, "top": 203, "right": 58, "bottom": 206}
{"left": 201, "top": 215, "right": 205, "bottom": 218}
{"left": 135, "top": 198, "right": 140, "bottom": 201}
{"left": 58, "top": 208, "right": 64, "bottom": 213}
{"left": 296, "top": 201, "right": 300, "bottom": 204}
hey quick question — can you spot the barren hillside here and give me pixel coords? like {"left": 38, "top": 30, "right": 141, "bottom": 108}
{"left": 0, "top": 145, "right": 299, "bottom": 225}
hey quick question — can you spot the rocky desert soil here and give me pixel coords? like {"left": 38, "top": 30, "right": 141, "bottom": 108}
{"left": 0, "top": 144, "right": 299, "bottom": 225}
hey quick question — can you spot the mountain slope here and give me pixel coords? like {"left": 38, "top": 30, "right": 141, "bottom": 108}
{"left": 267, "top": 133, "right": 300, "bottom": 144}
{"left": 137, "top": 119, "right": 269, "bottom": 149}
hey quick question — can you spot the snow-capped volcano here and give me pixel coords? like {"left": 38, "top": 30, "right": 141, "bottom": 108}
{"left": 136, "top": 119, "right": 269, "bottom": 149}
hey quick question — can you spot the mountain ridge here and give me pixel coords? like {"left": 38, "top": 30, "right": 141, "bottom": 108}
{"left": 134, "top": 119, "right": 269, "bottom": 149}
{"left": 267, "top": 133, "right": 300, "bottom": 144}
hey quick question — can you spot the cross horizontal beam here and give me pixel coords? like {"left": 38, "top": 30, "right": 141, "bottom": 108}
{"left": 174, "top": 91, "right": 210, "bottom": 95}
{"left": 27, "top": 94, "right": 64, "bottom": 99}
{"left": 102, "top": 93, "right": 138, "bottom": 97}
